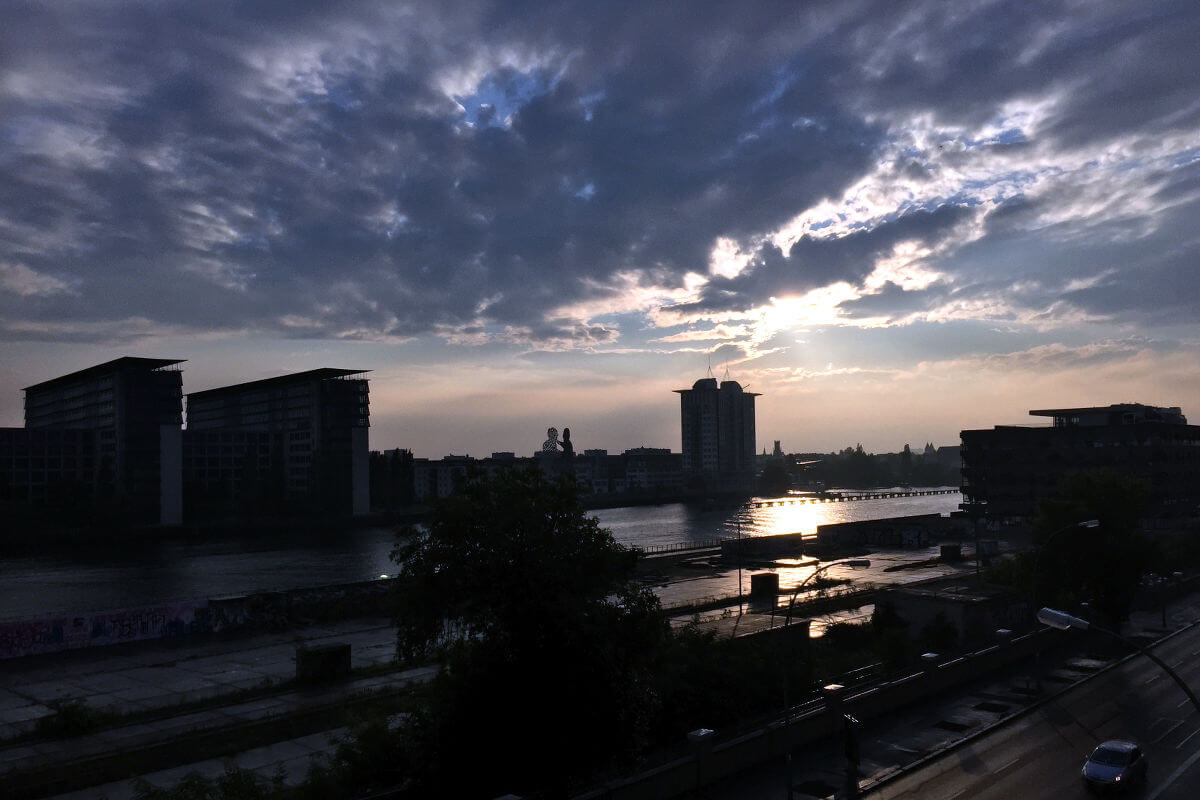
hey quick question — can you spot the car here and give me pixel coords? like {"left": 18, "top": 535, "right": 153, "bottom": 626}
{"left": 1081, "top": 740, "right": 1148, "bottom": 793}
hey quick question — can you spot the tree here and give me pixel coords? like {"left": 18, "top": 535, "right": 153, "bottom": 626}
{"left": 1033, "top": 470, "right": 1150, "bottom": 630}
{"left": 390, "top": 467, "right": 670, "bottom": 798}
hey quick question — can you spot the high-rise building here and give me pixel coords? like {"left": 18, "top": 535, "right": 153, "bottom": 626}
{"left": 960, "top": 403, "right": 1200, "bottom": 522}
{"left": 17, "top": 357, "right": 185, "bottom": 524}
{"left": 675, "top": 377, "right": 758, "bottom": 493}
{"left": 184, "top": 369, "right": 370, "bottom": 515}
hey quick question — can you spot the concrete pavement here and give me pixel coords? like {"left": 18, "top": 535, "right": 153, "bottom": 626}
{"left": 0, "top": 617, "right": 429, "bottom": 799}
{"left": 0, "top": 617, "right": 398, "bottom": 738}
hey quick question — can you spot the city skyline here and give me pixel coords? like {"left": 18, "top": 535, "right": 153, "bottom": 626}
{"left": 2, "top": 2, "right": 1199, "bottom": 456}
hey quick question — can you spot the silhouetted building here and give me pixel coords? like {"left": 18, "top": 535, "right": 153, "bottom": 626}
{"left": 961, "top": 404, "right": 1200, "bottom": 522}
{"left": 369, "top": 448, "right": 415, "bottom": 510}
{"left": 623, "top": 447, "right": 683, "bottom": 494}
{"left": 412, "top": 454, "right": 475, "bottom": 501}
{"left": 0, "top": 428, "right": 101, "bottom": 520}
{"left": 184, "top": 369, "right": 370, "bottom": 516}
{"left": 5, "top": 357, "right": 184, "bottom": 525}
{"left": 675, "top": 377, "right": 758, "bottom": 493}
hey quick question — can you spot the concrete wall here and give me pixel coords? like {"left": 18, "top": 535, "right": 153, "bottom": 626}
{"left": 0, "top": 579, "right": 391, "bottom": 660}
{"left": 0, "top": 600, "right": 209, "bottom": 659}
{"left": 721, "top": 532, "right": 808, "bottom": 560}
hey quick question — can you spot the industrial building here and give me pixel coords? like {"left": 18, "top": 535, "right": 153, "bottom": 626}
{"left": 960, "top": 403, "right": 1200, "bottom": 522}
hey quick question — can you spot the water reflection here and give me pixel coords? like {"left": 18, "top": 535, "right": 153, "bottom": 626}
{"left": 594, "top": 488, "right": 960, "bottom": 548}
{"left": 0, "top": 490, "right": 959, "bottom": 620}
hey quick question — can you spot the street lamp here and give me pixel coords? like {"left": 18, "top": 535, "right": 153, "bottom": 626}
{"left": 1037, "top": 607, "right": 1200, "bottom": 716}
{"left": 781, "top": 559, "right": 871, "bottom": 628}
{"left": 772, "top": 560, "right": 868, "bottom": 800}
{"left": 1029, "top": 519, "right": 1098, "bottom": 691}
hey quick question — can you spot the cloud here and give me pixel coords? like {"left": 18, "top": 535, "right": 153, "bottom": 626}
{"left": 0, "top": 0, "right": 1197, "bottom": 361}
{"left": 0, "top": 262, "right": 74, "bottom": 297}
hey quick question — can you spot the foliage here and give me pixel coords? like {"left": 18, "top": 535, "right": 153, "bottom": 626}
{"left": 757, "top": 462, "right": 792, "bottom": 495}
{"left": 1032, "top": 470, "right": 1151, "bottom": 629}
{"left": 390, "top": 466, "right": 671, "bottom": 798}
{"left": 34, "top": 698, "right": 117, "bottom": 739}
{"left": 295, "top": 714, "right": 413, "bottom": 799}
{"left": 132, "top": 766, "right": 285, "bottom": 800}
{"left": 799, "top": 444, "right": 958, "bottom": 489}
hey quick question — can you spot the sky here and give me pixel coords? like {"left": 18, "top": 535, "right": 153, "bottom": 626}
{"left": 2, "top": 1, "right": 1199, "bottom": 458}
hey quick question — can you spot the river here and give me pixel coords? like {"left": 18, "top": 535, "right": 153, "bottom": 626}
{"left": 0, "top": 489, "right": 960, "bottom": 620}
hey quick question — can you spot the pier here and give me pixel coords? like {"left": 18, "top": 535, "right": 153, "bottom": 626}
{"left": 749, "top": 488, "right": 959, "bottom": 508}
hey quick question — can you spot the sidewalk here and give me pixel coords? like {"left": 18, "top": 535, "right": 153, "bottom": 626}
{"left": 0, "top": 617, "right": 398, "bottom": 738}
{"left": 0, "top": 617, "right": 423, "bottom": 799}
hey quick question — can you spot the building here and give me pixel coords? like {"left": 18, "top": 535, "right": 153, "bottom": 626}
{"left": 4, "top": 357, "right": 185, "bottom": 525}
{"left": 877, "top": 575, "right": 1029, "bottom": 646}
{"left": 675, "top": 377, "right": 758, "bottom": 493}
{"left": 184, "top": 368, "right": 370, "bottom": 516}
{"left": 411, "top": 454, "right": 474, "bottom": 501}
{"left": 960, "top": 404, "right": 1200, "bottom": 523}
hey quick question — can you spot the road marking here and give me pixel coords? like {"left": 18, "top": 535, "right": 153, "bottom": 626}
{"left": 1152, "top": 719, "right": 1186, "bottom": 744}
{"left": 1177, "top": 728, "right": 1200, "bottom": 750}
{"left": 1178, "top": 698, "right": 1193, "bottom": 709}
{"left": 994, "top": 756, "right": 1020, "bottom": 773}
{"left": 1147, "top": 740, "right": 1200, "bottom": 800}
{"left": 1146, "top": 673, "right": 1163, "bottom": 685}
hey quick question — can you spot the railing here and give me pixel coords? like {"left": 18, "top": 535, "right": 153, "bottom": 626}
{"left": 661, "top": 582, "right": 877, "bottom": 616}
{"left": 639, "top": 538, "right": 729, "bottom": 554}
{"left": 749, "top": 488, "right": 960, "bottom": 508}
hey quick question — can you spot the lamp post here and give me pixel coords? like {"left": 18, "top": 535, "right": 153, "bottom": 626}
{"left": 1037, "top": 607, "right": 1200, "bottom": 715}
{"left": 780, "top": 558, "right": 871, "bottom": 628}
{"left": 776, "top": 559, "right": 869, "bottom": 799}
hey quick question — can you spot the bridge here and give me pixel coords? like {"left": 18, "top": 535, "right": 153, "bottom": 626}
{"left": 749, "top": 488, "right": 959, "bottom": 508}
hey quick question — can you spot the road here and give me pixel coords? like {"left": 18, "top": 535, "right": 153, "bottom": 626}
{"left": 867, "top": 623, "right": 1200, "bottom": 800}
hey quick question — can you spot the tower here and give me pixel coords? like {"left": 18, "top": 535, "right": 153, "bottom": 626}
{"left": 675, "top": 377, "right": 758, "bottom": 494}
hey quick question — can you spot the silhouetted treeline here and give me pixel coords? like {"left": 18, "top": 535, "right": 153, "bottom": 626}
{"left": 795, "top": 443, "right": 960, "bottom": 489}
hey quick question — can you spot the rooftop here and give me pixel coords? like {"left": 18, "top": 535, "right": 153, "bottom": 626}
{"left": 1029, "top": 403, "right": 1186, "bottom": 426}
{"left": 187, "top": 368, "right": 370, "bottom": 399}
{"left": 24, "top": 357, "right": 185, "bottom": 392}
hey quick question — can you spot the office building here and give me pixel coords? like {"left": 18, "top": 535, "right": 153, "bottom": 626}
{"left": 675, "top": 377, "right": 758, "bottom": 493}
{"left": 184, "top": 369, "right": 370, "bottom": 516}
{"left": 7, "top": 357, "right": 184, "bottom": 525}
{"left": 960, "top": 403, "right": 1200, "bottom": 522}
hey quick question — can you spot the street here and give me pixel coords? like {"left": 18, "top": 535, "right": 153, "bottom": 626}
{"left": 868, "top": 623, "right": 1200, "bottom": 800}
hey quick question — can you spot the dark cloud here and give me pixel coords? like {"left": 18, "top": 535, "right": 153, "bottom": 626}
{"left": 838, "top": 281, "right": 948, "bottom": 320}
{"left": 0, "top": 1, "right": 1197, "bottom": 346}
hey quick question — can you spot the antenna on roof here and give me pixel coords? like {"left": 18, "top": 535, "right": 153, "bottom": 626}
{"left": 706, "top": 354, "right": 713, "bottom": 378}
{"left": 723, "top": 364, "right": 731, "bottom": 382}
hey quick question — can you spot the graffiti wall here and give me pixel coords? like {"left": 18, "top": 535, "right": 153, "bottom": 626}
{"left": 0, "top": 600, "right": 209, "bottom": 660}
{"left": 0, "top": 578, "right": 391, "bottom": 660}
